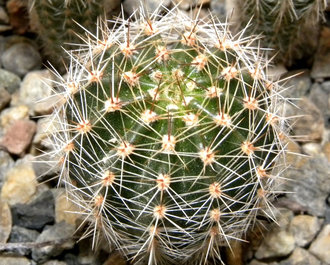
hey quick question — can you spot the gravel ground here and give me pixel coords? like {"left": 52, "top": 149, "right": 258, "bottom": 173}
{"left": 1, "top": 0, "right": 330, "bottom": 264}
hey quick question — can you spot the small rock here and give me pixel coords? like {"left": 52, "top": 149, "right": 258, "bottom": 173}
{"left": 18, "top": 70, "right": 55, "bottom": 115}
{"left": 286, "top": 97, "right": 324, "bottom": 141}
{"left": 31, "top": 221, "right": 76, "bottom": 262}
{"left": 52, "top": 189, "right": 79, "bottom": 226}
{"left": 0, "top": 200, "right": 11, "bottom": 243}
{"left": 301, "top": 142, "right": 322, "bottom": 157}
{"left": 210, "top": 0, "right": 228, "bottom": 22}
{"left": 41, "top": 261, "right": 67, "bottom": 265}
{"left": 249, "top": 260, "right": 277, "bottom": 265}
{"left": 8, "top": 226, "right": 40, "bottom": 256}
{"left": 11, "top": 190, "right": 55, "bottom": 230}
{"left": 254, "top": 210, "right": 295, "bottom": 259}
{"left": 279, "top": 247, "right": 321, "bottom": 265}
{"left": 309, "top": 224, "right": 330, "bottom": 263}
{"left": 0, "top": 150, "right": 14, "bottom": 189}
{"left": 309, "top": 83, "right": 330, "bottom": 127}
{"left": 0, "top": 105, "right": 29, "bottom": 132}
{"left": 0, "top": 119, "right": 37, "bottom": 156}
{"left": 0, "top": 161, "right": 37, "bottom": 205}
{"left": 1, "top": 41, "right": 41, "bottom": 77}
{"left": 289, "top": 215, "right": 323, "bottom": 247}
{"left": 0, "top": 87, "right": 10, "bottom": 111}
{"left": 0, "top": 255, "right": 31, "bottom": 265}
{"left": 0, "top": 68, "right": 20, "bottom": 94}
{"left": 123, "top": 0, "right": 170, "bottom": 16}
{"left": 284, "top": 155, "right": 330, "bottom": 217}
{"left": 280, "top": 69, "right": 311, "bottom": 99}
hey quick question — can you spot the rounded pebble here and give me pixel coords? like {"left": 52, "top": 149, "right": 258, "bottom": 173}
{"left": 0, "top": 161, "right": 37, "bottom": 205}
{"left": 1, "top": 42, "right": 42, "bottom": 77}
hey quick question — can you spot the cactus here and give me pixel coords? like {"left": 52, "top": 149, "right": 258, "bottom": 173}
{"left": 28, "top": 0, "right": 118, "bottom": 70}
{"left": 45, "top": 3, "right": 290, "bottom": 265}
{"left": 233, "top": 0, "right": 326, "bottom": 66}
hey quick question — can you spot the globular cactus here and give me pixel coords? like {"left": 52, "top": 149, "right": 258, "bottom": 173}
{"left": 46, "top": 3, "right": 290, "bottom": 264}
{"left": 233, "top": 0, "right": 326, "bottom": 66}
{"left": 28, "top": 0, "right": 118, "bottom": 70}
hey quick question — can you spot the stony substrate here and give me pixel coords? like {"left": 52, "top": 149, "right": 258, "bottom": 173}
{"left": 0, "top": 0, "right": 330, "bottom": 264}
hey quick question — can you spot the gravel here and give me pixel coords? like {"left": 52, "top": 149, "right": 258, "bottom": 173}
{"left": 0, "top": 0, "right": 330, "bottom": 264}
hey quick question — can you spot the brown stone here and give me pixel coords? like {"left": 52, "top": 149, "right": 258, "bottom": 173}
{"left": 1, "top": 119, "right": 36, "bottom": 156}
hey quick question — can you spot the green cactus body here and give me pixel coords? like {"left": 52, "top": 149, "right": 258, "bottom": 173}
{"left": 29, "top": 0, "right": 104, "bottom": 69}
{"left": 237, "top": 0, "right": 326, "bottom": 65}
{"left": 48, "top": 4, "right": 288, "bottom": 264}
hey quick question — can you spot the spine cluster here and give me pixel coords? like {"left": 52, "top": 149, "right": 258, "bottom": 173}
{"left": 46, "top": 3, "right": 290, "bottom": 264}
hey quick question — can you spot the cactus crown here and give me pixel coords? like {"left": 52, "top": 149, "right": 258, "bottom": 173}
{"left": 46, "top": 3, "right": 289, "bottom": 264}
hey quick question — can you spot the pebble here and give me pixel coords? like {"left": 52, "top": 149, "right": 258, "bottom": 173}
{"left": 0, "top": 150, "right": 14, "bottom": 189}
{"left": 309, "top": 224, "right": 330, "bottom": 263}
{"left": 301, "top": 142, "right": 322, "bottom": 156}
{"left": 254, "top": 210, "right": 295, "bottom": 259}
{"left": 1, "top": 40, "right": 41, "bottom": 77}
{"left": 0, "top": 105, "right": 29, "bottom": 132}
{"left": 41, "top": 261, "right": 67, "bottom": 265}
{"left": 0, "top": 200, "right": 11, "bottom": 243}
{"left": 52, "top": 189, "right": 79, "bottom": 226}
{"left": 18, "top": 70, "right": 55, "bottom": 116}
{"left": 0, "top": 119, "right": 37, "bottom": 156}
{"left": 123, "top": 0, "right": 171, "bottom": 16}
{"left": 280, "top": 70, "right": 311, "bottom": 99}
{"left": 289, "top": 215, "right": 323, "bottom": 247}
{"left": 284, "top": 155, "right": 330, "bottom": 217}
{"left": 279, "top": 247, "right": 321, "bottom": 265}
{"left": 31, "top": 221, "right": 76, "bottom": 262}
{"left": 286, "top": 97, "right": 324, "bottom": 141}
{"left": 0, "top": 68, "right": 20, "bottom": 94}
{"left": 0, "top": 255, "right": 31, "bottom": 265}
{"left": 8, "top": 226, "right": 40, "bottom": 256}
{"left": 0, "top": 87, "right": 10, "bottom": 111}
{"left": 308, "top": 83, "right": 330, "bottom": 127}
{"left": 210, "top": 0, "right": 228, "bottom": 22}
{"left": 11, "top": 190, "right": 55, "bottom": 230}
{"left": 0, "top": 161, "right": 37, "bottom": 206}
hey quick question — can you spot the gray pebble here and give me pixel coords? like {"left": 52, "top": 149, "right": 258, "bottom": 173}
{"left": 255, "top": 210, "right": 295, "bottom": 260}
{"left": 284, "top": 155, "right": 330, "bottom": 217}
{"left": 0, "top": 87, "right": 10, "bottom": 111}
{"left": 279, "top": 247, "right": 321, "bottom": 265}
{"left": 8, "top": 226, "right": 40, "bottom": 256}
{"left": 289, "top": 215, "right": 323, "bottom": 247}
{"left": 31, "top": 221, "right": 76, "bottom": 262}
{"left": 41, "top": 261, "right": 67, "bottom": 265}
{"left": 123, "top": 0, "right": 170, "bottom": 16}
{"left": 285, "top": 97, "right": 324, "bottom": 141}
{"left": 1, "top": 42, "right": 42, "bottom": 77}
{"left": 309, "top": 224, "right": 330, "bottom": 263}
{"left": 18, "top": 70, "right": 55, "bottom": 116}
{"left": 11, "top": 190, "right": 55, "bottom": 230}
{"left": 0, "top": 68, "right": 20, "bottom": 94}
{"left": 210, "top": 0, "right": 228, "bottom": 22}
{"left": 0, "top": 150, "right": 14, "bottom": 190}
